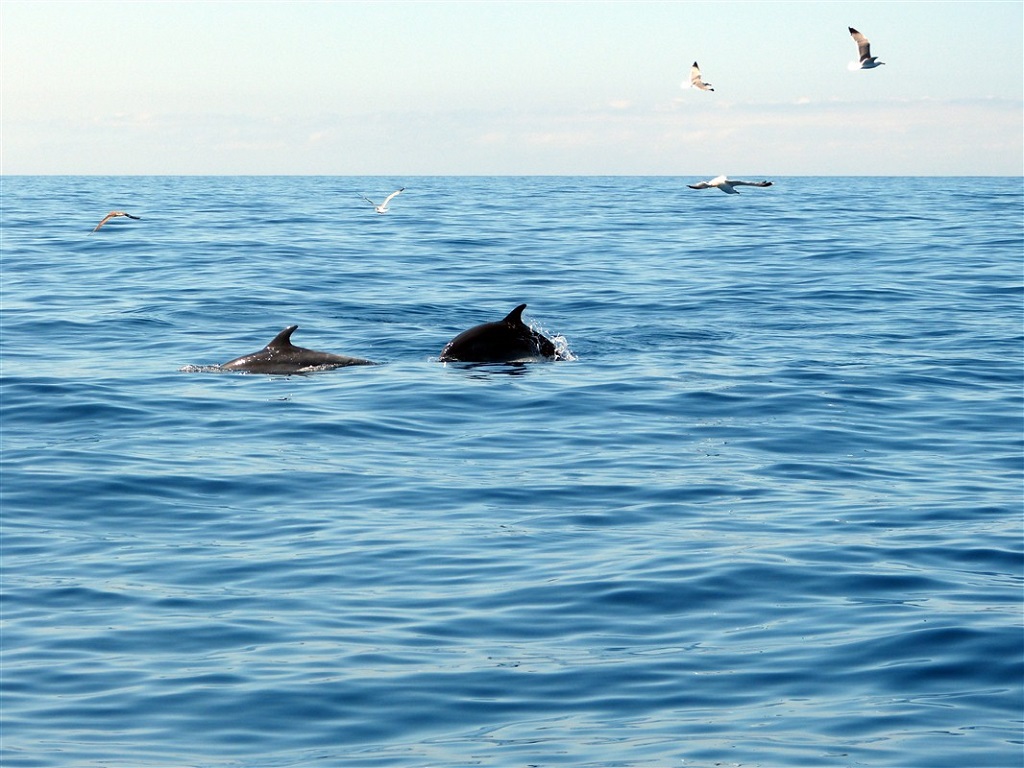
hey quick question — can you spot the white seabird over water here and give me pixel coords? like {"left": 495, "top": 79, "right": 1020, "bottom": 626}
{"left": 687, "top": 176, "right": 774, "bottom": 195}
{"left": 91, "top": 211, "right": 141, "bottom": 232}
{"left": 362, "top": 187, "right": 405, "bottom": 214}
{"left": 849, "top": 27, "right": 885, "bottom": 69}
{"left": 688, "top": 61, "right": 714, "bottom": 92}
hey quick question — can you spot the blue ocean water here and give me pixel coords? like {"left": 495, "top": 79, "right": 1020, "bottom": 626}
{"left": 1, "top": 175, "right": 1022, "bottom": 768}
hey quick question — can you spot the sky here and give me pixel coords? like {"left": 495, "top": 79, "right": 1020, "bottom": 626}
{"left": 2, "top": 1, "right": 1022, "bottom": 176}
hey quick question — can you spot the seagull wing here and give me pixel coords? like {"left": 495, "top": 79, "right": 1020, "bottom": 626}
{"left": 687, "top": 182, "right": 712, "bottom": 190}
{"left": 729, "top": 180, "right": 773, "bottom": 188}
{"left": 93, "top": 213, "right": 116, "bottom": 231}
{"left": 849, "top": 27, "right": 872, "bottom": 63}
{"left": 361, "top": 196, "right": 378, "bottom": 207}
{"left": 92, "top": 211, "right": 138, "bottom": 231}
{"left": 382, "top": 187, "right": 404, "bottom": 207}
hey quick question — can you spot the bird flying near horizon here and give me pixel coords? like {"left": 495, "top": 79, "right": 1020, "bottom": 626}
{"left": 91, "top": 211, "right": 141, "bottom": 232}
{"left": 687, "top": 176, "right": 774, "bottom": 194}
{"left": 362, "top": 187, "right": 405, "bottom": 214}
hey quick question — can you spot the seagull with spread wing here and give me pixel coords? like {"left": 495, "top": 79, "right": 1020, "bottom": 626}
{"left": 849, "top": 27, "right": 885, "bottom": 69}
{"left": 362, "top": 187, "right": 405, "bottom": 214}
{"left": 91, "top": 211, "right": 141, "bottom": 232}
{"left": 688, "top": 61, "right": 714, "bottom": 92}
{"left": 687, "top": 176, "right": 773, "bottom": 195}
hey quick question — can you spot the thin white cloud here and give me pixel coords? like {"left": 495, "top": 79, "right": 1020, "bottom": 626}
{"left": 3, "top": 97, "right": 1020, "bottom": 176}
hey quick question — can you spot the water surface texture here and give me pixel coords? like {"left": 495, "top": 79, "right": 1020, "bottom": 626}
{"left": 2, "top": 176, "right": 1022, "bottom": 767}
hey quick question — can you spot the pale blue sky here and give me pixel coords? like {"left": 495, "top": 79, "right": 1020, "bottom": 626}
{"left": 3, "top": 1, "right": 1022, "bottom": 175}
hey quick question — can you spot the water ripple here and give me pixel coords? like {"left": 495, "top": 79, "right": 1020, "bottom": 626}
{"left": 2, "top": 176, "right": 1021, "bottom": 768}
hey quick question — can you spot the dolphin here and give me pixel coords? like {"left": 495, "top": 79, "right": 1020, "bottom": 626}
{"left": 216, "top": 325, "right": 375, "bottom": 374}
{"left": 439, "top": 304, "right": 558, "bottom": 363}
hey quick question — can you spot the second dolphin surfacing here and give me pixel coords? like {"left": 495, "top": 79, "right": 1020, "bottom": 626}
{"left": 217, "top": 325, "right": 375, "bottom": 374}
{"left": 439, "top": 304, "right": 558, "bottom": 363}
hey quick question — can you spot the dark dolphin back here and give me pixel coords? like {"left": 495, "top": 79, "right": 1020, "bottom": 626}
{"left": 218, "top": 325, "right": 374, "bottom": 373}
{"left": 440, "top": 304, "right": 556, "bottom": 363}
{"left": 503, "top": 304, "right": 556, "bottom": 358}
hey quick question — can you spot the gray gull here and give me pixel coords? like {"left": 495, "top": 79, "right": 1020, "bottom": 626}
{"left": 687, "top": 175, "right": 773, "bottom": 194}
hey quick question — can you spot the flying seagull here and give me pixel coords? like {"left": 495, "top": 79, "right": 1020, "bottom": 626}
{"left": 362, "top": 187, "right": 405, "bottom": 214}
{"left": 849, "top": 27, "right": 885, "bottom": 69}
{"left": 91, "top": 211, "right": 141, "bottom": 232}
{"left": 689, "top": 61, "right": 714, "bottom": 92}
{"left": 687, "top": 175, "right": 773, "bottom": 194}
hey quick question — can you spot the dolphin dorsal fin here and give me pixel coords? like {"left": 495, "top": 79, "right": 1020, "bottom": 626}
{"left": 266, "top": 325, "right": 299, "bottom": 350}
{"left": 503, "top": 304, "right": 528, "bottom": 325}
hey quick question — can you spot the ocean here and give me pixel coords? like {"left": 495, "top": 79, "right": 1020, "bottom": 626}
{"left": 2, "top": 175, "right": 1022, "bottom": 767}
